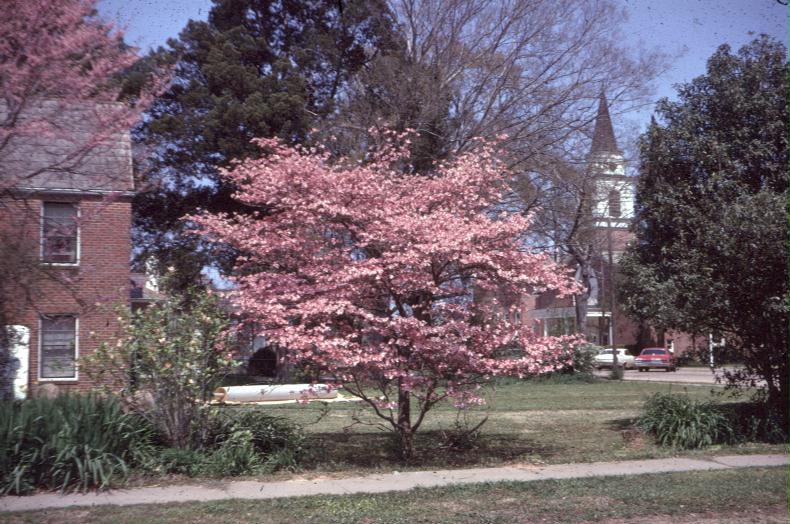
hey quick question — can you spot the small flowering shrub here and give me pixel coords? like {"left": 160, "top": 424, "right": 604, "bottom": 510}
{"left": 90, "top": 286, "right": 237, "bottom": 449}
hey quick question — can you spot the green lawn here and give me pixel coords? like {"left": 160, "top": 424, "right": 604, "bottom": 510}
{"left": 7, "top": 467, "right": 787, "bottom": 523}
{"left": 220, "top": 378, "right": 784, "bottom": 474}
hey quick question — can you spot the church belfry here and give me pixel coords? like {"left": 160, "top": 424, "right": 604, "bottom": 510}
{"left": 588, "top": 91, "right": 634, "bottom": 230}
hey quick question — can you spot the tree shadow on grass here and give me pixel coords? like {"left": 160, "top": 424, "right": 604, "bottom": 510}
{"left": 717, "top": 401, "right": 788, "bottom": 443}
{"left": 606, "top": 417, "right": 637, "bottom": 432}
{"left": 301, "top": 431, "right": 564, "bottom": 470}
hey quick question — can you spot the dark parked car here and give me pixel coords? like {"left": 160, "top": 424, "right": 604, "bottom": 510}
{"left": 635, "top": 347, "right": 677, "bottom": 372}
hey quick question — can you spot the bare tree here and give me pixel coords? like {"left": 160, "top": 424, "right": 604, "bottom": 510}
{"left": 326, "top": 0, "right": 665, "bottom": 171}
{"left": 324, "top": 0, "right": 663, "bottom": 340}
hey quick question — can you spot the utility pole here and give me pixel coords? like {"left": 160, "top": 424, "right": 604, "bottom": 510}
{"left": 607, "top": 216, "right": 618, "bottom": 371}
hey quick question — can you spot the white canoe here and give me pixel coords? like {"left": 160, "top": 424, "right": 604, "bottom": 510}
{"left": 214, "top": 383, "right": 337, "bottom": 403}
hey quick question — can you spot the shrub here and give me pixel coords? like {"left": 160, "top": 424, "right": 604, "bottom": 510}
{"left": 439, "top": 412, "right": 487, "bottom": 452}
{"left": 206, "top": 409, "right": 304, "bottom": 472}
{"left": 155, "top": 411, "right": 304, "bottom": 478}
{"left": 89, "top": 284, "right": 238, "bottom": 449}
{"left": 637, "top": 393, "right": 733, "bottom": 449}
{"left": 199, "top": 429, "right": 263, "bottom": 477}
{"left": 720, "top": 401, "right": 788, "bottom": 443}
{"left": 570, "top": 343, "right": 599, "bottom": 375}
{"left": 156, "top": 448, "right": 204, "bottom": 476}
{"left": 0, "top": 394, "right": 154, "bottom": 494}
{"left": 532, "top": 343, "right": 599, "bottom": 379}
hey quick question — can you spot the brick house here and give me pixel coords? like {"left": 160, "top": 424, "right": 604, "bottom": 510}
{"left": 0, "top": 102, "right": 135, "bottom": 397}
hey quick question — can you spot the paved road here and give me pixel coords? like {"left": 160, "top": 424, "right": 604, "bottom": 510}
{"left": 594, "top": 366, "right": 731, "bottom": 385}
{"left": 0, "top": 454, "right": 786, "bottom": 512}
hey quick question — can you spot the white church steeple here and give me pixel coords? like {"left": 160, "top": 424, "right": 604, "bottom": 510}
{"left": 589, "top": 91, "right": 634, "bottom": 229}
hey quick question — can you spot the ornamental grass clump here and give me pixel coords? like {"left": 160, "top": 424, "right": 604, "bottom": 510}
{"left": 0, "top": 394, "right": 155, "bottom": 494}
{"left": 637, "top": 393, "right": 734, "bottom": 449}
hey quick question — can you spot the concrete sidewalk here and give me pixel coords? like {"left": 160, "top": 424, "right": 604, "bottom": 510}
{"left": 1, "top": 454, "right": 787, "bottom": 513}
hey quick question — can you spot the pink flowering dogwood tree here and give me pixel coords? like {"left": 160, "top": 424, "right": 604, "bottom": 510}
{"left": 196, "top": 133, "right": 582, "bottom": 458}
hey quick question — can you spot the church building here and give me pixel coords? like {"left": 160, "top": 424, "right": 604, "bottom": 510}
{"left": 526, "top": 92, "right": 637, "bottom": 346}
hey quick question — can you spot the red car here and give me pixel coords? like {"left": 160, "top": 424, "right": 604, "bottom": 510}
{"left": 635, "top": 347, "right": 677, "bottom": 372}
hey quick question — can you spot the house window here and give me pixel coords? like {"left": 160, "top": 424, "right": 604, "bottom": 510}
{"left": 42, "top": 202, "right": 79, "bottom": 264}
{"left": 40, "top": 315, "right": 78, "bottom": 379}
{"left": 547, "top": 317, "right": 574, "bottom": 336}
{"left": 607, "top": 190, "right": 621, "bottom": 218}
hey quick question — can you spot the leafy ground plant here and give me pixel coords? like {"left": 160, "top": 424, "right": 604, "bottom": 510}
{"left": 203, "top": 409, "right": 305, "bottom": 475}
{"left": 637, "top": 393, "right": 733, "bottom": 449}
{"left": 0, "top": 394, "right": 154, "bottom": 494}
{"left": 152, "top": 409, "right": 306, "bottom": 478}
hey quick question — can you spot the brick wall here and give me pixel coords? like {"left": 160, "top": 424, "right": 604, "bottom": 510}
{"left": 1, "top": 196, "right": 131, "bottom": 395}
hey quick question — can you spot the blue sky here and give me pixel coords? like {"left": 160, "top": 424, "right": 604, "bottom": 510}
{"left": 99, "top": 0, "right": 789, "bottom": 134}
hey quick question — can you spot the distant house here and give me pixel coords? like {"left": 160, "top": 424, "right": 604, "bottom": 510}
{"left": 0, "top": 102, "right": 136, "bottom": 397}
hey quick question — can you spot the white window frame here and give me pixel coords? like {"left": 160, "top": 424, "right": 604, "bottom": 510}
{"left": 40, "top": 201, "right": 81, "bottom": 266}
{"left": 37, "top": 315, "right": 79, "bottom": 382}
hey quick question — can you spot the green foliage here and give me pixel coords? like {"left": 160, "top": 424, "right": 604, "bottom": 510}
{"left": 153, "top": 409, "right": 305, "bottom": 477}
{"left": 720, "top": 401, "right": 788, "bottom": 443}
{"left": 199, "top": 429, "right": 263, "bottom": 477}
{"left": 0, "top": 394, "right": 155, "bottom": 495}
{"left": 89, "top": 284, "right": 237, "bottom": 449}
{"left": 620, "top": 36, "right": 789, "bottom": 422}
{"left": 208, "top": 409, "right": 304, "bottom": 470}
{"left": 637, "top": 393, "right": 733, "bottom": 449}
{"left": 155, "top": 448, "right": 204, "bottom": 476}
{"left": 531, "top": 343, "right": 599, "bottom": 381}
{"left": 132, "top": 0, "right": 398, "bottom": 286}
{"left": 570, "top": 343, "right": 599, "bottom": 375}
{"left": 226, "top": 410, "right": 303, "bottom": 454}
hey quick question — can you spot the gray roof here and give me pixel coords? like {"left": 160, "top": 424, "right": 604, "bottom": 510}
{"left": 590, "top": 91, "right": 620, "bottom": 156}
{"left": 0, "top": 100, "right": 134, "bottom": 194}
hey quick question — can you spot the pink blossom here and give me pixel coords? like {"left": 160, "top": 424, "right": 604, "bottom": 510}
{"left": 194, "top": 132, "right": 583, "bottom": 434}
